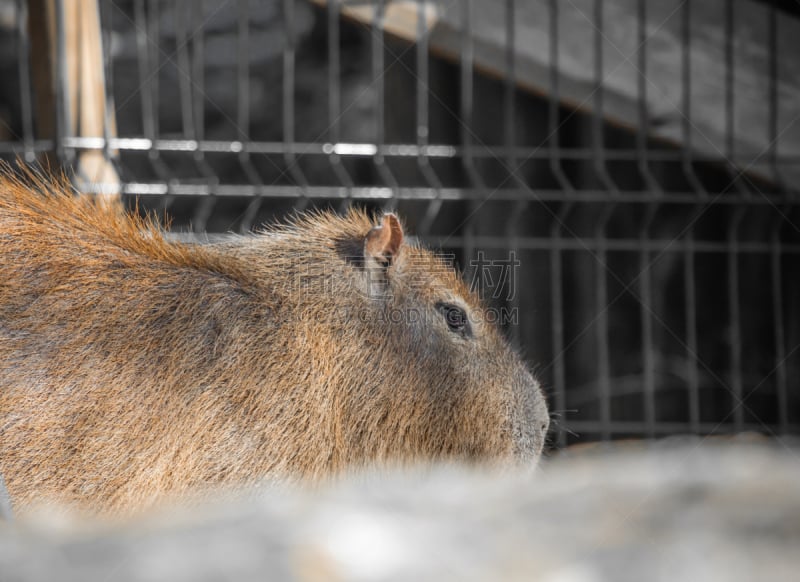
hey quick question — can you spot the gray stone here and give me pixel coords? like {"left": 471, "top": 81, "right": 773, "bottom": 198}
{"left": 1, "top": 437, "right": 799, "bottom": 581}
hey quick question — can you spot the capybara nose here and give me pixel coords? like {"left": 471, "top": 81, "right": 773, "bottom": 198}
{"left": 535, "top": 401, "right": 550, "bottom": 455}
{"left": 511, "top": 372, "right": 550, "bottom": 464}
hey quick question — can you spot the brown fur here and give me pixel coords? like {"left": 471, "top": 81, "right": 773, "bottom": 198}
{"left": 0, "top": 172, "right": 548, "bottom": 517}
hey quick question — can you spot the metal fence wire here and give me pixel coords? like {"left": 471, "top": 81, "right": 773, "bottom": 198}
{"left": 0, "top": 0, "right": 798, "bottom": 448}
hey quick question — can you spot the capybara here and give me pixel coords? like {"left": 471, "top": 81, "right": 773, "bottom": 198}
{"left": 0, "top": 172, "right": 549, "bottom": 517}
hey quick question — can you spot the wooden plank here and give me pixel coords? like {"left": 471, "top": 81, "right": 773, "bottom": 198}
{"left": 318, "top": 0, "right": 800, "bottom": 190}
{"left": 28, "top": 0, "right": 57, "bottom": 159}
{"left": 72, "top": 0, "right": 120, "bottom": 201}
{"left": 29, "top": 0, "right": 120, "bottom": 200}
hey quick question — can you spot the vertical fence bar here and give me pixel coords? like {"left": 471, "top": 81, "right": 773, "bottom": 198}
{"left": 595, "top": 259, "right": 611, "bottom": 440}
{"left": 772, "top": 238, "right": 788, "bottom": 433}
{"left": 54, "top": 0, "right": 69, "bottom": 163}
{"left": 503, "top": 0, "right": 527, "bottom": 350}
{"left": 189, "top": 0, "right": 218, "bottom": 231}
{"left": 416, "top": 0, "right": 444, "bottom": 235}
{"left": 635, "top": 0, "right": 658, "bottom": 193}
{"left": 638, "top": 222, "right": 656, "bottom": 438}
{"left": 134, "top": 0, "right": 154, "bottom": 142}
{"left": 548, "top": 0, "right": 571, "bottom": 447}
{"left": 593, "top": 0, "right": 612, "bottom": 440}
{"left": 550, "top": 234, "right": 567, "bottom": 446}
{"left": 235, "top": 0, "right": 251, "bottom": 141}
{"left": 283, "top": 0, "right": 295, "bottom": 154}
{"left": 327, "top": 0, "right": 354, "bottom": 212}
{"left": 174, "top": 0, "right": 207, "bottom": 226}
{"left": 372, "top": 0, "right": 385, "bottom": 181}
{"left": 637, "top": 0, "right": 656, "bottom": 438}
{"left": 682, "top": 0, "right": 701, "bottom": 433}
{"left": 147, "top": 0, "right": 160, "bottom": 142}
{"left": 591, "top": 0, "right": 617, "bottom": 196}
{"left": 175, "top": 0, "right": 194, "bottom": 142}
{"left": 328, "top": 0, "right": 342, "bottom": 147}
{"left": 503, "top": 0, "right": 517, "bottom": 178}
{"left": 283, "top": 0, "right": 309, "bottom": 205}
{"left": 684, "top": 231, "right": 700, "bottom": 432}
{"left": 134, "top": 0, "right": 160, "bottom": 173}
{"left": 725, "top": 0, "right": 734, "bottom": 168}
{"left": 238, "top": 0, "right": 266, "bottom": 233}
{"left": 371, "top": 0, "right": 398, "bottom": 198}
{"left": 592, "top": 0, "right": 604, "bottom": 176}
{"left": 680, "top": 1, "right": 705, "bottom": 196}
{"left": 192, "top": 3, "right": 205, "bottom": 145}
{"left": 767, "top": 6, "right": 789, "bottom": 434}
{"left": 547, "top": 0, "right": 572, "bottom": 193}
{"left": 148, "top": 0, "right": 161, "bottom": 142}
{"left": 143, "top": 0, "right": 175, "bottom": 211}
{"left": 595, "top": 257, "right": 611, "bottom": 440}
{"left": 15, "top": 0, "right": 35, "bottom": 161}
{"left": 724, "top": 0, "right": 744, "bottom": 430}
{"left": 722, "top": 0, "right": 747, "bottom": 197}
{"left": 460, "top": 0, "right": 480, "bottom": 285}
{"left": 768, "top": 5, "right": 781, "bottom": 189}
{"left": 415, "top": 0, "right": 430, "bottom": 145}
{"left": 726, "top": 226, "right": 744, "bottom": 432}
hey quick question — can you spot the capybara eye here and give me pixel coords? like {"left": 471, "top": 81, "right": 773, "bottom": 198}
{"left": 435, "top": 302, "right": 471, "bottom": 338}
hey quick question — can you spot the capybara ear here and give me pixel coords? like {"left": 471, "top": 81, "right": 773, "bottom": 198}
{"left": 364, "top": 213, "right": 404, "bottom": 268}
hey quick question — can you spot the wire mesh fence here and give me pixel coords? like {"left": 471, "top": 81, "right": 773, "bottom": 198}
{"left": 0, "top": 0, "right": 798, "bottom": 448}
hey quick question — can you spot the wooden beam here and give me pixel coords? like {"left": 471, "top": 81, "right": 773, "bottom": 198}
{"left": 29, "top": 0, "right": 120, "bottom": 201}
{"left": 317, "top": 0, "right": 800, "bottom": 191}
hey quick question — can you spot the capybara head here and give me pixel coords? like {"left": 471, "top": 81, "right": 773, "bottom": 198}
{"left": 0, "top": 174, "right": 549, "bottom": 515}
{"left": 250, "top": 211, "right": 550, "bottom": 467}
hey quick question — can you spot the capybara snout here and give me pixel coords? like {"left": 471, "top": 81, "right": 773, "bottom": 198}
{"left": 512, "top": 370, "right": 550, "bottom": 462}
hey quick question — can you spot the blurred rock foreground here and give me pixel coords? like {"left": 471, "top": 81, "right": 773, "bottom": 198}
{"left": 1, "top": 437, "right": 799, "bottom": 582}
